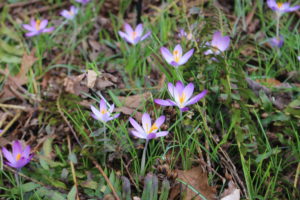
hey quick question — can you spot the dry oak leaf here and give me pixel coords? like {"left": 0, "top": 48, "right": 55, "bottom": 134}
{"left": 0, "top": 51, "right": 37, "bottom": 99}
{"left": 171, "top": 166, "right": 217, "bottom": 200}
{"left": 220, "top": 181, "right": 240, "bottom": 200}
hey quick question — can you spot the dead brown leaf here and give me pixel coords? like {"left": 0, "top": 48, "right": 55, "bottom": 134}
{"left": 118, "top": 92, "right": 152, "bottom": 109}
{"left": 0, "top": 51, "right": 37, "bottom": 99}
{"left": 86, "top": 70, "right": 98, "bottom": 88}
{"left": 115, "top": 106, "right": 143, "bottom": 121}
{"left": 63, "top": 74, "right": 88, "bottom": 96}
{"left": 220, "top": 181, "right": 240, "bottom": 200}
{"left": 170, "top": 166, "right": 217, "bottom": 200}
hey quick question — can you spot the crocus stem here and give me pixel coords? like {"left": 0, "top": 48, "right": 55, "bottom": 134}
{"left": 15, "top": 171, "right": 23, "bottom": 200}
{"left": 141, "top": 140, "right": 149, "bottom": 174}
{"left": 276, "top": 14, "right": 280, "bottom": 38}
{"left": 175, "top": 68, "right": 184, "bottom": 82}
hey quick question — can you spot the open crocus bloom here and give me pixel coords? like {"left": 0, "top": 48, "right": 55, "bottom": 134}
{"left": 160, "top": 44, "right": 194, "bottom": 67}
{"left": 204, "top": 31, "right": 230, "bottom": 55}
{"left": 91, "top": 99, "right": 120, "bottom": 123}
{"left": 2, "top": 141, "right": 33, "bottom": 169}
{"left": 129, "top": 113, "right": 168, "bottom": 140}
{"left": 267, "top": 0, "right": 300, "bottom": 15}
{"left": 75, "top": 0, "right": 90, "bottom": 4}
{"left": 22, "top": 19, "right": 54, "bottom": 37}
{"left": 155, "top": 81, "right": 207, "bottom": 111}
{"left": 61, "top": 6, "right": 79, "bottom": 20}
{"left": 269, "top": 36, "right": 284, "bottom": 48}
{"left": 118, "top": 23, "right": 151, "bottom": 45}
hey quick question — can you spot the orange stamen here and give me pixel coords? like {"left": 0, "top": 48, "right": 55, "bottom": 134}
{"left": 35, "top": 20, "right": 41, "bottom": 30}
{"left": 179, "top": 93, "right": 186, "bottom": 105}
{"left": 277, "top": 2, "right": 283, "bottom": 8}
{"left": 16, "top": 153, "right": 21, "bottom": 161}
{"left": 173, "top": 50, "right": 180, "bottom": 62}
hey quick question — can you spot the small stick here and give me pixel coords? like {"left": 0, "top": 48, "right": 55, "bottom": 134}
{"left": 0, "top": 103, "right": 29, "bottom": 111}
{"left": 0, "top": 111, "right": 21, "bottom": 137}
{"left": 67, "top": 135, "right": 80, "bottom": 200}
{"left": 88, "top": 155, "right": 120, "bottom": 200}
{"left": 56, "top": 93, "right": 82, "bottom": 147}
{"left": 294, "top": 162, "right": 300, "bottom": 189}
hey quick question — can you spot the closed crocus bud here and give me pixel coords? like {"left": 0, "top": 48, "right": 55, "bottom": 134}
{"left": 269, "top": 36, "right": 284, "bottom": 48}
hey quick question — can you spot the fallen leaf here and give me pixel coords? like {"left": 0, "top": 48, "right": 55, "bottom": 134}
{"left": 170, "top": 166, "right": 216, "bottom": 200}
{"left": 220, "top": 181, "right": 240, "bottom": 200}
{"left": 118, "top": 92, "right": 152, "bottom": 109}
{"left": 115, "top": 106, "right": 143, "bottom": 121}
{"left": 86, "top": 70, "right": 98, "bottom": 88}
{"left": 63, "top": 74, "right": 88, "bottom": 96}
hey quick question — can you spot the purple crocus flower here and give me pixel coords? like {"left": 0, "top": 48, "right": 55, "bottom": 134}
{"left": 155, "top": 81, "right": 207, "bottom": 112}
{"left": 61, "top": 6, "right": 79, "bottom": 20}
{"left": 204, "top": 31, "right": 230, "bottom": 55}
{"left": 269, "top": 36, "right": 284, "bottom": 48}
{"left": 22, "top": 19, "right": 54, "bottom": 37}
{"left": 129, "top": 113, "right": 168, "bottom": 140}
{"left": 91, "top": 99, "right": 120, "bottom": 123}
{"left": 2, "top": 141, "right": 33, "bottom": 169}
{"left": 178, "top": 29, "right": 193, "bottom": 40}
{"left": 267, "top": 0, "right": 300, "bottom": 15}
{"left": 160, "top": 44, "right": 194, "bottom": 67}
{"left": 75, "top": 0, "right": 90, "bottom": 5}
{"left": 118, "top": 23, "right": 151, "bottom": 45}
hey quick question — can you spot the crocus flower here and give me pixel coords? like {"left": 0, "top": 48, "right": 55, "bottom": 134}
{"left": 91, "top": 99, "right": 120, "bottom": 123}
{"left": 267, "top": 0, "right": 300, "bottom": 15}
{"left": 160, "top": 44, "right": 194, "bottom": 67}
{"left": 22, "top": 19, "right": 54, "bottom": 37}
{"left": 2, "top": 141, "right": 33, "bottom": 169}
{"left": 75, "top": 0, "right": 90, "bottom": 4}
{"left": 129, "top": 113, "right": 168, "bottom": 140}
{"left": 269, "top": 36, "right": 284, "bottom": 48}
{"left": 61, "top": 6, "right": 79, "bottom": 20}
{"left": 155, "top": 81, "right": 207, "bottom": 111}
{"left": 204, "top": 31, "right": 230, "bottom": 55}
{"left": 297, "top": 56, "right": 300, "bottom": 61}
{"left": 118, "top": 23, "right": 151, "bottom": 45}
{"left": 178, "top": 29, "right": 193, "bottom": 40}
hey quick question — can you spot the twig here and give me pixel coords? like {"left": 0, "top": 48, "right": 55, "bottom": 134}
{"left": 0, "top": 103, "right": 29, "bottom": 111}
{"left": 0, "top": 111, "right": 21, "bottom": 137}
{"left": 56, "top": 93, "right": 82, "bottom": 147}
{"left": 88, "top": 155, "right": 120, "bottom": 200}
{"left": 294, "top": 162, "right": 300, "bottom": 189}
{"left": 0, "top": 0, "right": 41, "bottom": 9}
{"left": 67, "top": 135, "right": 80, "bottom": 200}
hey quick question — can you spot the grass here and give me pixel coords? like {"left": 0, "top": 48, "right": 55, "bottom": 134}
{"left": 0, "top": 0, "right": 300, "bottom": 199}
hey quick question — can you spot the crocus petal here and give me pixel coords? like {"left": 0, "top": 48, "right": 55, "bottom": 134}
{"left": 170, "top": 61, "right": 180, "bottom": 67}
{"left": 267, "top": 0, "right": 278, "bottom": 10}
{"left": 153, "top": 116, "right": 165, "bottom": 129}
{"left": 155, "top": 131, "right": 169, "bottom": 138}
{"left": 91, "top": 113, "right": 100, "bottom": 121}
{"left": 14, "top": 157, "right": 30, "bottom": 169}
{"left": 175, "top": 81, "right": 184, "bottom": 94}
{"left": 100, "top": 99, "right": 107, "bottom": 111}
{"left": 135, "top": 24, "right": 143, "bottom": 37}
{"left": 204, "top": 49, "right": 213, "bottom": 55}
{"left": 2, "top": 147, "right": 15, "bottom": 164}
{"left": 42, "top": 27, "right": 55, "bottom": 33}
{"left": 183, "top": 83, "right": 195, "bottom": 100}
{"left": 61, "top": 10, "right": 71, "bottom": 19}
{"left": 211, "top": 31, "right": 222, "bottom": 46}
{"left": 147, "top": 133, "right": 156, "bottom": 140}
{"left": 22, "top": 146, "right": 31, "bottom": 158}
{"left": 142, "top": 113, "right": 151, "bottom": 132}
{"left": 178, "top": 48, "right": 194, "bottom": 65}
{"left": 129, "top": 117, "right": 144, "bottom": 133}
{"left": 109, "top": 113, "right": 120, "bottom": 121}
{"left": 217, "top": 36, "right": 230, "bottom": 51}
{"left": 185, "top": 90, "right": 208, "bottom": 106}
{"left": 109, "top": 104, "right": 115, "bottom": 113}
{"left": 174, "top": 44, "right": 183, "bottom": 58}
{"left": 30, "top": 19, "right": 36, "bottom": 27}
{"left": 12, "top": 141, "right": 22, "bottom": 158}
{"left": 22, "top": 24, "right": 35, "bottom": 32}
{"left": 124, "top": 23, "right": 133, "bottom": 35}
{"left": 180, "top": 107, "right": 189, "bottom": 112}
{"left": 140, "top": 31, "right": 151, "bottom": 41}
{"left": 91, "top": 105, "right": 102, "bottom": 119}
{"left": 131, "top": 130, "right": 146, "bottom": 139}
{"left": 168, "top": 82, "right": 176, "bottom": 97}
{"left": 119, "top": 31, "right": 134, "bottom": 44}
{"left": 25, "top": 31, "right": 40, "bottom": 37}
{"left": 287, "top": 5, "right": 300, "bottom": 12}
{"left": 154, "top": 99, "right": 175, "bottom": 106}
{"left": 160, "top": 47, "right": 174, "bottom": 64}
{"left": 39, "top": 20, "right": 48, "bottom": 30}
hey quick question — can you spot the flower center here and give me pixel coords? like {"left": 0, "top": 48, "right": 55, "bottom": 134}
{"left": 16, "top": 153, "right": 21, "bottom": 161}
{"left": 132, "top": 31, "right": 137, "bottom": 39}
{"left": 35, "top": 20, "right": 41, "bottom": 30}
{"left": 68, "top": 10, "right": 74, "bottom": 16}
{"left": 277, "top": 2, "right": 283, "bottom": 8}
{"left": 173, "top": 50, "right": 181, "bottom": 62}
{"left": 179, "top": 93, "right": 186, "bottom": 106}
{"left": 146, "top": 123, "right": 158, "bottom": 134}
{"left": 101, "top": 109, "right": 107, "bottom": 114}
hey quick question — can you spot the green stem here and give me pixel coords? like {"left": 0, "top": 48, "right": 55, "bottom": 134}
{"left": 141, "top": 140, "right": 149, "bottom": 175}
{"left": 15, "top": 171, "right": 23, "bottom": 200}
{"left": 276, "top": 14, "right": 280, "bottom": 38}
